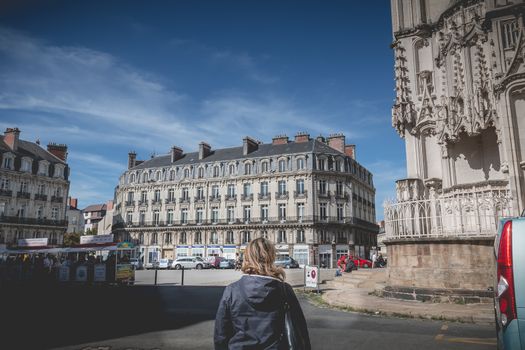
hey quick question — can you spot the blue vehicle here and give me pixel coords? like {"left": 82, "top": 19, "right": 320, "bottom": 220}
{"left": 495, "top": 216, "right": 525, "bottom": 349}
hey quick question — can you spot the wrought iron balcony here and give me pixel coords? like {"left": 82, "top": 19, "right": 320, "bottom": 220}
{"left": 0, "top": 215, "right": 67, "bottom": 227}
{"left": 241, "top": 193, "right": 253, "bottom": 201}
{"left": 225, "top": 194, "right": 237, "bottom": 201}
{"left": 125, "top": 200, "right": 135, "bottom": 206}
{"left": 34, "top": 194, "right": 47, "bottom": 201}
{"left": 258, "top": 193, "right": 271, "bottom": 200}
{"left": 210, "top": 195, "right": 222, "bottom": 202}
{"left": 275, "top": 191, "right": 289, "bottom": 200}
{"left": 51, "top": 196, "right": 64, "bottom": 203}
{"left": 0, "top": 189, "right": 12, "bottom": 197}
{"left": 194, "top": 196, "right": 206, "bottom": 203}
{"left": 294, "top": 190, "right": 307, "bottom": 198}
{"left": 17, "top": 191, "right": 31, "bottom": 199}
{"left": 179, "top": 197, "right": 190, "bottom": 204}
{"left": 164, "top": 198, "right": 176, "bottom": 204}
{"left": 318, "top": 190, "right": 331, "bottom": 198}
{"left": 151, "top": 199, "right": 162, "bottom": 205}
{"left": 138, "top": 200, "right": 148, "bottom": 206}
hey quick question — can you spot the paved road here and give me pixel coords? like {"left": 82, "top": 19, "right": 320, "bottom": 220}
{"left": 2, "top": 281, "right": 496, "bottom": 350}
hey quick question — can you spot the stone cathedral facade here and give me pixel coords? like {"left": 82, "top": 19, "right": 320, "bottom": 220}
{"left": 384, "top": 0, "right": 525, "bottom": 302}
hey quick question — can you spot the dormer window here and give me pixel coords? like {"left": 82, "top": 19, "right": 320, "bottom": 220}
{"left": 53, "top": 164, "right": 65, "bottom": 178}
{"left": 278, "top": 159, "right": 286, "bottom": 172}
{"left": 296, "top": 158, "right": 305, "bottom": 170}
{"left": 21, "top": 157, "right": 32, "bottom": 172}
{"left": 261, "top": 161, "right": 269, "bottom": 173}
{"left": 184, "top": 168, "right": 190, "bottom": 178}
{"left": 38, "top": 161, "right": 49, "bottom": 176}
{"left": 244, "top": 163, "right": 251, "bottom": 175}
{"left": 213, "top": 165, "right": 220, "bottom": 178}
{"left": 2, "top": 153, "right": 14, "bottom": 170}
{"left": 198, "top": 167, "right": 204, "bottom": 178}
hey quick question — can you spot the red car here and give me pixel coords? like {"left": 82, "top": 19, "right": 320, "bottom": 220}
{"left": 351, "top": 257, "right": 372, "bottom": 268}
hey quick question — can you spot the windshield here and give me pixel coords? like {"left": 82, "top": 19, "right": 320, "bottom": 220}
{"left": 196, "top": 257, "right": 203, "bottom": 261}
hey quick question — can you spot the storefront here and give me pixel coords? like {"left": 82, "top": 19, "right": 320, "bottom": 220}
{"left": 318, "top": 244, "right": 332, "bottom": 268}
{"left": 207, "top": 245, "right": 221, "bottom": 257}
{"left": 335, "top": 245, "right": 349, "bottom": 261}
{"left": 292, "top": 244, "right": 309, "bottom": 267}
{"left": 222, "top": 245, "right": 237, "bottom": 259}
{"left": 192, "top": 245, "right": 204, "bottom": 257}
{"left": 176, "top": 245, "right": 189, "bottom": 258}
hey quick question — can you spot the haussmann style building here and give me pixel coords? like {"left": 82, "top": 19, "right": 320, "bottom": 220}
{"left": 0, "top": 128, "right": 70, "bottom": 246}
{"left": 112, "top": 132, "right": 378, "bottom": 267}
{"left": 384, "top": 0, "right": 525, "bottom": 302}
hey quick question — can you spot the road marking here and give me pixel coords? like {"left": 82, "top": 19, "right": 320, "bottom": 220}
{"left": 445, "top": 337, "right": 497, "bottom": 346}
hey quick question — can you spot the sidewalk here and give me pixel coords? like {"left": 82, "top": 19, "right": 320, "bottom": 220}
{"left": 317, "top": 269, "right": 494, "bottom": 325}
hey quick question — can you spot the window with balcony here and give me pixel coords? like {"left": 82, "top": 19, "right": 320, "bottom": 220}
{"left": 211, "top": 207, "right": 219, "bottom": 223}
{"left": 319, "top": 180, "right": 327, "bottom": 195}
{"left": 126, "top": 212, "right": 133, "bottom": 224}
{"left": 167, "top": 209, "right": 174, "bottom": 224}
{"left": 296, "top": 179, "right": 304, "bottom": 195}
{"left": 51, "top": 207, "right": 58, "bottom": 220}
{"left": 36, "top": 206, "right": 43, "bottom": 219}
{"left": 196, "top": 208, "right": 204, "bottom": 224}
{"left": 226, "top": 231, "right": 234, "bottom": 244}
{"left": 18, "top": 204, "right": 26, "bottom": 218}
{"left": 297, "top": 158, "right": 305, "bottom": 170}
{"left": 182, "top": 187, "right": 189, "bottom": 200}
{"left": 296, "top": 230, "right": 305, "bottom": 243}
{"left": 242, "top": 231, "right": 251, "bottom": 244}
{"left": 211, "top": 185, "right": 220, "bottom": 199}
{"left": 210, "top": 231, "right": 218, "bottom": 244}
{"left": 139, "top": 211, "right": 146, "bottom": 225}
{"left": 277, "top": 230, "right": 286, "bottom": 243}
{"left": 181, "top": 209, "right": 188, "bottom": 224}
{"left": 1, "top": 178, "right": 10, "bottom": 190}
{"left": 154, "top": 190, "right": 161, "bottom": 203}
{"left": 180, "top": 232, "right": 187, "bottom": 244}
{"left": 168, "top": 188, "right": 175, "bottom": 202}
{"left": 151, "top": 232, "right": 158, "bottom": 244}
{"left": 319, "top": 203, "right": 327, "bottom": 221}
{"left": 337, "top": 204, "right": 344, "bottom": 221}
{"left": 141, "top": 191, "right": 147, "bottom": 203}
{"left": 278, "top": 204, "right": 286, "bottom": 221}
{"left": 243, "top": 183, "right": 251, "bottom": 198}
{"left": 20, "top": 182, "right": 28, "bottom": 193}
{"left": 243, "top": 206, "right": 251, "bottom": 222}
{"left": 165, "top": 232, "right": 172, "bottom": 244}
{"left": 196, "top": 187, "right": 204, "bottom": 200}
{"left": 260, "top": 205, "right": 268, "bottom": 221}
{"left": 227, "top": 206, "right": 235, "bottom": 223}
{"left": 153, "top": 210, "right": 160, "bottom": 225}
{"left": 127, "top": 191, "right": 134, "bottom": 203}
{"left": 260, "top": 182, "right": 269, "bottom": 196}
{"left": 194, "top": 231, "right": 202, "bottom": 244}
{"left": 297, "top": 203, "right": 304, "bottom": 221}
{"left": 278, "top": 180, "right": 287, "bottom": 195}
{"left": 278, "top": 159, "right": 286, "bottom": 172}
{"left": 227, "top": 184, "right": 236, "bottom": 197}
{"left": 336, "top": 181, "right": 343, "bottom": 196}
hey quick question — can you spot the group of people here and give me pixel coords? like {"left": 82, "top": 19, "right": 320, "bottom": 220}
{"left": 0, "top": 252, "right": 120, "bottom": 286}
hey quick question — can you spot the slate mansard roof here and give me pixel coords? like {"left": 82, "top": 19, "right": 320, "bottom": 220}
{"left": 131, "top": 139, "right": 345, "bottom": 171}
{"left": 0, "top": 136, "right": 67, "bottom": 165}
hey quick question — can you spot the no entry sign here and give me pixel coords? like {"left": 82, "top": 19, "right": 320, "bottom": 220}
{"left": 305, "top": 265, "right": 319, "bottom": 289}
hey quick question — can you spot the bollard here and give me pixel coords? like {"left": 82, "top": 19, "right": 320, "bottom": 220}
{"left": 181, "top": 265, "right": 185, "bottom": 286}
{"left": 154, "top": 266, "right": 158, "bottom": 286}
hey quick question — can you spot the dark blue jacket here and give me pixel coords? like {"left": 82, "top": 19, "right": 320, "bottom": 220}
{"left": 214, "top": 274, "right": 311, "bottom": 350}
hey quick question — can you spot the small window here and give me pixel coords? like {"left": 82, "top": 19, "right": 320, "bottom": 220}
{"left": 244, "top": 163, "right": 251, "bottom": 175}
{"left": 229, "top": 164, "right": 236, "bottom": 175}
{"left": 213, "top": 166, "right": 220, "bottom": 177}
{"left": 297, "top": 158, "right": 305, "bottom": 170}
{"left": 278, "top": 159, "right": 286, "bottom": 172}
{"left": 184, "top": 168, "right": 190, "bottom": 178}
{"left": 198, "top": 167, "right": 204, "bottom": 178}
{"left": 261, "top": 161, "right": 269, "bottom": 173}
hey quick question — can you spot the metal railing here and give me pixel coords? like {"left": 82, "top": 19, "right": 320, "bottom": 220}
{"left": 0, "top": 216, "right": 67, "bottom": 227}
{"left": 384, "top": 187, "right": 513, "bottom": 240}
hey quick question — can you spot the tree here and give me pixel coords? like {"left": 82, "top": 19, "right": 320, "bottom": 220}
{"left": 63, "top": 232, "right": 80, "bottom": 247}
{"left": 84, "top": 227, "right": 98, "bottom": 235}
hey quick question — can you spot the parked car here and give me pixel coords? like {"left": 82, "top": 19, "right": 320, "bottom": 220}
{"left": 172, "top": 256, "right": 211, "bottom": 270}
{"left": 275, "top": 256, "right": 300, "bottom": 269}
{"left": 494, "top": 217, "right": 524, "bottom": 349}
{"left": 219, "top": 259, "right": 235, "bottom": 269}
{"left": 157, "top": 258, "right": 172, "bottom": 269}
{"left": 130, "top": 258, "right": 143, "bottom": 270}
{"left": 208, "top": 256, "right": 225, "bottom": 269}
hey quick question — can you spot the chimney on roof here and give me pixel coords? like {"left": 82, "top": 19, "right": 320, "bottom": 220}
{"left": 243, "top": 137, "right": 259, "bottom": 155}
{"left": 199, "top": 142, "right": 211, "bottom": 160}
{"left": 327, "top": 133, "right": 345, "bottom": 153}
{"left": 345, "top": 144, "right": 356, "bottom": 160}
{"left": 128, "top": 151, "right": 137, "bottom": 169}
{"left": 4, "top": 127, "right": 21, "bottom": 151}
{"left": 272, "top": 134, "right": 289, "bottom": 145}
{"left": 294, "top": 131, "right": 310, "bottom": 143}
{"left": 68, "top": 197, "right": 78, "bottom": 209}
{"left": 316, "top": 135, "right": 325, "bottom": 143}
{"left": 171, "top": 146, "right": 183, "bottom": 163}
{"left": 47, "top": 143, "right": 68, "bottom": 161}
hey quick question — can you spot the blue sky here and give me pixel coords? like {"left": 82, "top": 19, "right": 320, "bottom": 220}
{"left": 0, "top": 0, "right": 405, "bottom": 219}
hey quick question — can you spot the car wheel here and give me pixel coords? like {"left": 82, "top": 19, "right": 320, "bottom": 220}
{"left": 196, "top": 264, "right": 203, "bottom": 270}
{"left": 174, "top": 264, "right": 181, "bottom": 270}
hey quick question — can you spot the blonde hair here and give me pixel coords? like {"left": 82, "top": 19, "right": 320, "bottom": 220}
{"left": 241, "top": 238, "right": 285, "bottom": 281}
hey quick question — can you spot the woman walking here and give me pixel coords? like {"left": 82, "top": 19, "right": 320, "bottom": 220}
{"left": 214, "top": 238, "right": 311, "bottom": 350}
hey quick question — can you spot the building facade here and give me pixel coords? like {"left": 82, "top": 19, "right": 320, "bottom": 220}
{"left": 82, "top": 203, "right": 107, "bottom": 233}
{"left": 112, "top": 132, "right": 378, "bottom": 267}
{"left": 66, "top": 197, "right": 84, "bottom": 234}
{"left": 384, "top": 0, "right": 525, "bottom": 301}
{"left": 0, "top": 128, "right": 69, "bottom": 246}
{"left": 97, "top": 200, "right": 114, "bottom": 235}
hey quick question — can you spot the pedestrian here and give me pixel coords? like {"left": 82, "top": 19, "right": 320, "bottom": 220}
{"left": 372, "top": 251, "right": 377, "bottom": 269}
{"left": 214, "top": 237, "right": 311, "bottom": 350}
{"left": 337, "top": 254, "right": 347, "bottom": 273}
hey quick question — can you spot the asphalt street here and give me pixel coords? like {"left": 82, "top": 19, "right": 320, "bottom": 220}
{"left": 1, "top": 270, "right": 496, "bottom": 350}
